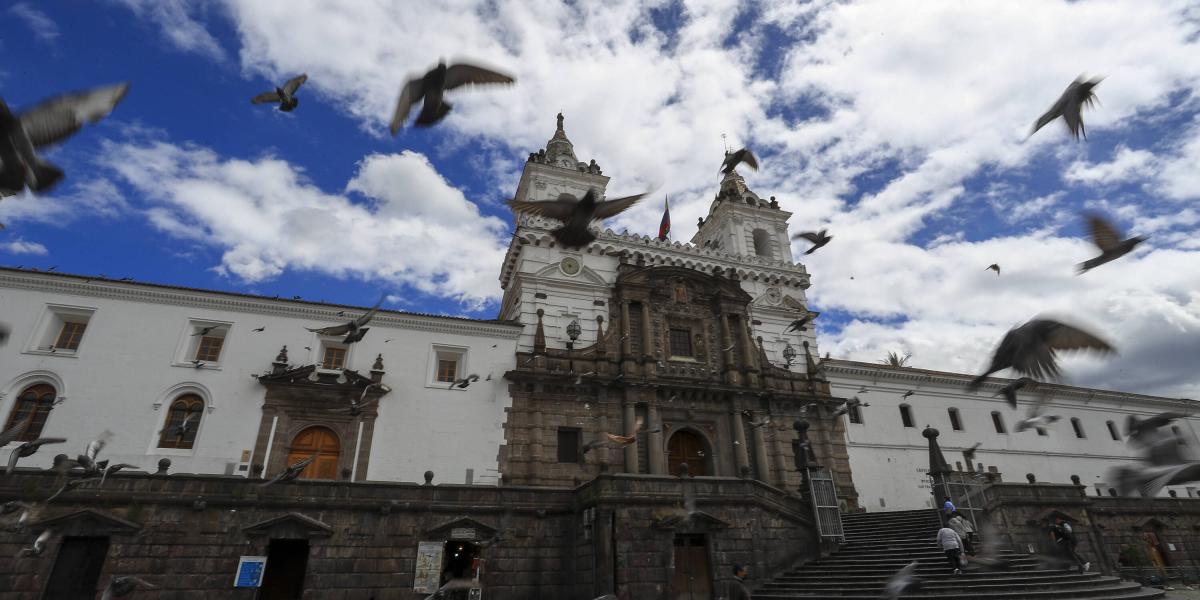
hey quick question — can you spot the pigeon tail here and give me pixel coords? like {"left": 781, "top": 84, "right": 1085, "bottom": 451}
{"left": 965, "top": 375, "right": 988, "bottom": 392}
{"left": 27, "top": 161, "right": 64, "bottom": 193}
{"left": 415, "top": 100, "right": 452, "bottom": 127}
{"left": 551, "top": 226, "right": 597, "bottom": 249}
{"left": 280, "top": 98, "right": 299, "bottom": 112}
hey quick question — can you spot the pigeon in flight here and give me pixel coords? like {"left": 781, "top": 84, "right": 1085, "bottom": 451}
{"left": 1015, "top": 405, "right": 1060, "bottom": 433}
{"left": 390, "top": 60, "right": 514, "bottom": 132}
{"left": 251, "top": 74, "right": 308, "bottom": 112}
{"left": 5, "top": 438, "right": 66, "bottom": 475}
{"left": 793, "top": 230, "right": 832, "bottom": 255}
{"left": 582, "top": 418, "right": 659, "bottom": 455}
{"left": 508, "top": 188, "right": 648, "bottom": 249}
{"left": 0, "top": 322, "right": 9, "bottom": 346}
{"left": 1127, "top": 412, "right": 1189, "bottom": 443}
{"left": 191, "top": 325, "right": 220, "bottom": 337}
{"left": 76, "top": 430, "right": 113, "bottom": 475}
{"left": 46, "top": 476, "right": 101, "bottom": 503}
{"left": 1077, "top": 213, "right": 1146, "bottom": 274}
{"left": 252, "top": 326, "right": 265, "bottom": 332}
{"left": 1030, "top": 75, "right": 1103, "bottom": 140}
{"left": 966, "top": 318, "right": 1115, "bottom": 391}
{"left": 963, "top": 442, "right": 981, "bottom": 464}
{"left": 328, "top": 383, "right": 390, "bottom": 417}
{"left": 833, "top": 397, "right": 870, "bottom": 418}
{"left": 450, "top": 374, "right": 480, "bottom": 389}
{"left": 99, "top": 463, "right": 139, "bottom": 486}
{"left": 1111, "top": 412, "right": 1200, "bottom": 498}
{"left": 720, "top": 148, "right": 759, "bottom": 175}
{"left": 0, "top": 409, "right": 37, "bottom": 447}
{"left": 101, "top": 576, "right": 156, "bottom": 600}
{"left": 882, "top": 561, "right": 922, "bottom": 600}
{"left": 992, "top": 377, "right": 1035, "bottom": 409}
{"left": 0, "top": 83, "right": 130, "bottom": 195}
{"left": 305, "top": 296, "right": 384, "bottom": 344}
{"left": 986, "top": 264, "right": 1000, "bottom": 275}
{"left": 1, "top": 500, "right": 36, "bottom": 531}
{"left": 786, "top": 311, "right": 820, "bottom": 333}
{"left": 17, "top": 529, "right": 52, "bottom": 557}
{"left": 901, "top": 390, "right": 914, "bottom": 399}
{"left": 258, "top": 453, "right": 317, "bottom": 487}
{"left": 742, "top": 410, "right": 771, "bottom": 428}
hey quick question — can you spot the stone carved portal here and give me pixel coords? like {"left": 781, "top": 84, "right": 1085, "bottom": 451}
{"left": 668, "top": 429, "right": 711, "bottom": 477}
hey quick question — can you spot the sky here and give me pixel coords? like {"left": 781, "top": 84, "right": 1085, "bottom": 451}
{"left": 1, "top": 0, "right": 1198, "bottom": 399}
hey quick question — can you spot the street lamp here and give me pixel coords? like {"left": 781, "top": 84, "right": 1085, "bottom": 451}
{"left": 782, "top": 343, "right": 796, "bottom": 369}
{"left": 566, "top": 319, "right": 582, "bottom": 348}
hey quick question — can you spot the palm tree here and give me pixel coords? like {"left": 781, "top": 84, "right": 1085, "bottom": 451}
{"left": 881, "top": 351, "right": 911, "bottom": 367}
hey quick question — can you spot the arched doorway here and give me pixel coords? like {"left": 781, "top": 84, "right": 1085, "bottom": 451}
{"left": 667, "top": 429, "right": 712, "bottom": 477}
{"left": 288, "top": 426, "right": 340, "bottom": 480}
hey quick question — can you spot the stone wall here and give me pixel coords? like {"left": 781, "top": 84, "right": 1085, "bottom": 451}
{"left": 0, "top": 469, "right": 820, "bottom": 599}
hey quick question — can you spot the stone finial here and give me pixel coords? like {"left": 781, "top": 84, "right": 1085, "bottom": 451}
{"left": 156, "top": 457, "right": 172, "bottom": 475}
{"left": 424, "top": 470, "right": 435, "bottom": 485}
{"left": 533, "top": 309, "right": 546, "bottom": 355}
{"left": 1026, "top": 473, "right": 1037, "bottom": 484}
{"left": 922, "top": 426, "right": 952, "bottom": 476}
{"left": 52, "top": 454, "right": 69, "bottom": 469}
{"left": 769, "top": 196, "right": 779, "bottom": 209}
{"left": 556, "top": 111, "right": 564, "bottom": 131}
{"left": 272, "top": 346, "right": 289, "bottom": 374}
{"left": 1071, "top": 474, "right": 1082, "bottom": 485}
{"left": 1170, "top": 489, "right": 1178, "bottom": 498}
{"left": 371, "top": 353, "right": 385, "bottom": 383}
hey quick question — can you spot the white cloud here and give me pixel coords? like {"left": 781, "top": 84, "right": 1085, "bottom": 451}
{"left": 1158, "top": 118, "right": 1200, "bottom": 201}
{"left": 111, "top": 0, "right": 225, "bottom": 61}
{"left": 1064, "top": 146, "right": 1158, "bottom": 185}
{"left": 9, "top": 3, "right": 60, "bottom": 42}
{"left": 98, "top": 138, "right": 508, "bottom": 308}
{"left": 0, "top": 180, "right": 128, "bottom": 226}
{"left": 1, "top": 239, "right": 49, "bottom": 255}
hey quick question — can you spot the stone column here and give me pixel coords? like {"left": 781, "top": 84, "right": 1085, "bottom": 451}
{"left": 731, "top": 407, "right": 750, "bottom": 475}
{"left": 640, "top": 302, "right": 654, "bottom": 363}
{"left": 771, "top": 428, "right": 788, "bottom": 488}
{"left": 623, "top": 398, "right": 639, "bottom": 474}
{"left": 750, "top": 411, "right": 771, "bottom": 481}
{"left": 647, "top": 401, "right": 665, "bottom": 475}
{"left": 719, "top": 313, "right": 735, "bottom": 370}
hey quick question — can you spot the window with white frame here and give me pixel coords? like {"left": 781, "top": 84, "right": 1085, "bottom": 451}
{"left": 29, "top": 305, "right": 96, "bottom": 355}
{"left": 429, "top": 345, "right": 466, "bottom": 386}
{"left": 176, "top": 320, "right": 232, "bottom": 366}
{"left": 320, "top": 339, "right": 350, "bottom": 370}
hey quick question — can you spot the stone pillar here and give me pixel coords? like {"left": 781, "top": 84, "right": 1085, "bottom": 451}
{"left": 731, "top": 408, "right": 750, "bottom": 475}
{"left": 923, "top": 426, "right": 953, "bottom": 525}
{"left": 640, "top": 302, "right": 654, "bottom": 363}
{"left": 750, "top": 411, "right": 771, "bottom": 481}
{"left": 647, "top": 401, "right": 665, "bottom": 475}
{"left": 623, "top": 398, "right": 639, "bottom": 474}
{"left": 719, "top": 313, "right": 735, "bottom": 370}
{"left": 771, "top": 427, "right": 788, "bottom": 488}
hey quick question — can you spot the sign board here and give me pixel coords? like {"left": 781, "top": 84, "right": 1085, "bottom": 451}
{"left": 234, "top": 556, "right": 267, "bottom": 588}
{"left": 468, "top": 589, "right": 482, "bottom": 600}
{"left": 1169, "top": 543, "right": 1178, "bottom": 551}
{"left": 450, "top": 527, "right": 476, "bottom": 540}
{"left": 413, "top": 541, "right": 444, "bottom": 593}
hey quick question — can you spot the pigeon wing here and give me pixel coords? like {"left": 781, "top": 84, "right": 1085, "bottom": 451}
{"left": 306, "top": 323, "right": 352, "bottom": 336}
{"left": 1044, "top": 321, "right": 1114, "bottom": 354}
{"left": 506, "top": 198, "right": 576, "bottom": 220}
{"left": 793, "top": 231, "right": 822, "bottom": 244}
{"left": 1087, "top": 214, "right": 1122, "bottom": 252}
{"left": 1062, "top": 91, "right": 1085, "bottom": 139}
{"left": 6, "top": 450, "right": 21, "bottom": 475}
{"left": 0, "top": 410, "right": 34, "bottom": 446}
{"left": 592, "top": 193, "right": 647, "bottom": 220}
{"left": 281, "top": 74, "right": 308, "bottom": 96}
{"left": 353, "top": 296, "right": 386, "bottom": 328}
{"left": 443, "top": 63, "right": 515, "bottom": 90}
{"left": 251, "top": 91, "right": 282, "bottom": 105}
{"left": 19, "top": 83, "right": 130, "bottom": 148}
{"left": 390, "top": 78, "right": 425, "bottom": 135}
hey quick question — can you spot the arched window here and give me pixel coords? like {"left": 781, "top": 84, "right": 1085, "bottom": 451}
{"left": 899, "top": 404, "right": 915, "bottom": 428}
{"left": 3, "top": 384, "right": 57, "bottom": 442}
{"left": 158, "top": 394, "right": 204, "bottom": 449}
{"left": 947, "top": 408, "right": 963, "bottom": 431}
{"left": 289, "top": 426, "right": 341, "bottom": 480}
{"left": 752, "top": 228, "right": 772, "bottom": 258}
{"left": 1107, "top": 420, "right": 1121, "bottom": 441}
{"left": 991, "top": 411, "right": 1006, "bottom": 434}
{"left": 1071, "top": 418, "right": 1086, "bottom": 439}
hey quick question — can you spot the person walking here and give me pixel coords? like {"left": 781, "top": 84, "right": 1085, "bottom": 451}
{"left": 942, "top": 496, "right": 956, "bottom": 521}
{"left": 729, "top": 564, "right": 752, "bottom": 600}
{"left": 948, "top": 511, "right": 976, "bottom": 555}
{"left": 1050, "top": 516, "right": 1090, "bottom": 573}
{"left": 938, "top": 525, "right": 966, "bottom": 575}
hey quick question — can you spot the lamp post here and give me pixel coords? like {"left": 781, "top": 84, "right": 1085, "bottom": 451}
{"left": 782, "top": 343, "right": 796, "bottom": 369}
{"left": 566, "top": 319, "right": 581, "bottom": 349}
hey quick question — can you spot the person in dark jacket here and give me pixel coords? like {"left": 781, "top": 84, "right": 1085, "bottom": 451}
{"left": 729, "top": 564, "right": 752, "bottom": 600}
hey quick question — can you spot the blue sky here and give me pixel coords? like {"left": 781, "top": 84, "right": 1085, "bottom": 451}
{"left": 2, "top": 1, "right": 1199, "bottom": 397}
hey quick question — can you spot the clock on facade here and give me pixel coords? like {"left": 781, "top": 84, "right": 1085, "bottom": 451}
{"left": 560, "top": 257, "right": 581, "bottom": 276}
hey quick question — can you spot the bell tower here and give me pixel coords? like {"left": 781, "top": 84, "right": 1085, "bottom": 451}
{"left": 690, "top": 155, "right": 794, "bottom": 263}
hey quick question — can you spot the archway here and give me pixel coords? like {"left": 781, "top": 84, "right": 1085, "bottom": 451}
{"left": 667, "top": 429, "right": 712, "bottom": 477}
{"left": 288, "top": 426, "right": 340, "bottom": 480}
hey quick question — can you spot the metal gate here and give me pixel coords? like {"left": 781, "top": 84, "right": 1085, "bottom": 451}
{"left": 935, "top": 471, "right": 986, "bottom": 530}
{"left": 807, "top": 467, "right": 844, "bottom": 540}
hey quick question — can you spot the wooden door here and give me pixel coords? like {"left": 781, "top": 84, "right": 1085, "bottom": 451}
{"left": 288, "top": 426, "right": 340, "bottom": 480}
{"left": 42, "top": 536, "right": 109, "bottom": 600}
{"left": 260, "top": 539, "right": 309, "bottom": 600}
{"left": 671, "top": 534, "right": 712, "bottom": 600}
{"left": 667, "top": 430, "right": 710, "bottom": 476}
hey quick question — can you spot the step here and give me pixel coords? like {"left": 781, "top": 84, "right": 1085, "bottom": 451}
{"left": 753, "top": 580, "right": 1157, "bottom": 600}
{"left": 771, "top": 572, "right": 1101, "bottom": 586}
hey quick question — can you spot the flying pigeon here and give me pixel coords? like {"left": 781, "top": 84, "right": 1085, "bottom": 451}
{"left": 962, "top": 442, "right": 981, "bottom": 463}
{"left": 0, "top": 409, "right": 37, "bottom": 446}
{"left": 258, "top": 453, "right": 317, "bottom": 487}
{"left": 450, "top": 374, "right": 480, "bottom": 389}
{"left": 191, "top": 325, "right": 219, "bottom": 337}
{"left": 1, "top": 500, "right": 35, "bottom": 531}
{"left": 99, "top": 463, "right": 140, "bottom": 486}
{"left": 993, "top": 377, "right": 1035, "bottom": 409}
{"left": 966, "top": 318, "right": 1115, "bottom": 390}
{"left": 1030, "top": 75, "right": 1103, "bottom": 140}
{"left": 0, "top": 83, "right": 130, "bottom": 195}
{"left": 1127, "top": 412, "right": 1189, "bottom": 443}
{"left": 101, "top": 576, "right": 157, "bottom": 600}
{"left": 17, "top": 529, "right": 51, "bottom": 557}
{"left": 986, "top": 264, "right": 1000, "bottom": 275}
{"left": 390, "top": 60, "right": 514, "bottom": 132}
{"left": 328, "top": 383, "right": 390, "bottom": 416}
{"left": 1077, "top": 213, "right": 1146, "bottom": 274}
{"left": 742, "top": 410, "right": 771, "bottom": 428}
{"left": 786, "top": 311, "right": 819, "bottom": 333}
{"left": 252, "top": 326, "right": 265, "bottom": 332}
{"left": 305, "top": 296, "right": 384, "bottom": 344}
{"left": 793, "top": 230, "right": 832, "bottom": 254}
{"left": 901, "top": 390, "right": 914, "bottom": 399}
{"left": 5, "top": 438, "right": 66, "bottom": 475}
{"left": 508, "top": 188, "right": 648, "bottom": 249}
{"left": 1014, "top": 405, "right": 1060, "bottom": 433}
{"left": 251, "top": 74, "right": 308, "bottom": 112}
{"left": 582, "top": 418, "right": 659, "bottom": 455}
{"left": 720, "top": 148, "right": 759, "bottom": 175}
{"left": 882, "top": 561, "right": 922, "bottom": 600}
{"left": 1111, "top": 413, "right": 1200, "bottom": 498}
{"left": 76, "top": 430, "right": 113, "bottom": 474}
{"left": 0, "top": 322, "right": 9, "bottom": 346}
{"left": 45, "top": 476, "right": 101, "bottom": 503}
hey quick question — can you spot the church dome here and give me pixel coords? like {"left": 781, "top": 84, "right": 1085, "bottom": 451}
{"left": 544, "top": 112, "right": 579, "bottom": 168}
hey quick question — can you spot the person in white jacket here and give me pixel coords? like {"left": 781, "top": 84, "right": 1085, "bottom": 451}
{"left": 948, "top": 512, "right": 976, "bottom": 555}
{"left": 938, "top": 526, "right": 965, "bottom": 575}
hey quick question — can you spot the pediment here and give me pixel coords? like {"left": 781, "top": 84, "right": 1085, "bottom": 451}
{"left": 424, "top": 516, "right": 498, "bottom": 540}
{"left": 258, "top": 366, "right": 378, "bottom": 388}
{"left": 34, "top": 509, "right": 141, "bottom": 536}
{"left": 243, "top": 512, "right": 333, "bottom": 538}
{"left": 534, "top": 262, "right": 607, "bottom": 285}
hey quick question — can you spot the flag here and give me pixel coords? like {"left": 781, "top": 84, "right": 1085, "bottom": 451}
{"left": 657, "top": 196, "right": 671, "bottom": 240}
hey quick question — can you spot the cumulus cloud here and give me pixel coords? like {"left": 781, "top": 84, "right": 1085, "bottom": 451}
{"left": 0, "top": 239, "right": 49, "bottom": 256}
{"left": 1064, "top": 147, "right": 1159, "bottom": 185}
{"left": 9, "top": 3, "right": 60, "bottom": 42}
{"left": 0, "top": 180, "right": 128, "bottom": 226}
{"left": 110, "top": 0, "right": 225, "bottom": 60}
{"left": 97, "top": 138, "right": 508, "bottom": 308}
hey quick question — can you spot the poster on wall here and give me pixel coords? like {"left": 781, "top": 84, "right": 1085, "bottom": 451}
{"left": 413, "top": 541, "right": 444, "bottom": 593}
{"left": 233, "top": 556, "right": 267, "bottom": 588}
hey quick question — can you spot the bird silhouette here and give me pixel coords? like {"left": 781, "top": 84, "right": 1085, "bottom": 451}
{"left": 993, "top": 377, "right": 1036, "bottom": 409}
{"left": 305, "top": 295, "right": 384, "bottom": 344}
{"left": 882, "top": 561, "right": 922, "bottom": 600}
{"left": 986, "top": 264, "right": 1000, "bottom": 275}
{"left": 5, "top": 438, "right": 66, "bottom": 475}
{"left": 793, "top": 230, "right": 832, "bottom": 254}
{"left": 508, "top": 188, "right": 648, "bottom": 249}
{"left": 0, "top": 409, "right": 37, "bottom": 447}
{"left": 191, "top": 325, "right": 219, "bottom": 337}
{"left": 450, "top": 374, "right": 480, "bottom": 389}
{"left": 327, "top": 383, "right": 389, "bottom": 417}
{"left": 0, "top": 83, "right": 130, "bottom": 195}
{"left": 0, "top": 322, "right": 9, "bottom": 346}
{"left": 258, "top": 453, "right": 317, "bottom": 487}
{"left": 17, "top": 529, "right": 51, "bottom": 557}
{"left": 391, "top": 60, "right": 514, "bottom": 132}
{"left": 786, "top": 310, "right": 820, "bottom": 333}
{"left": 1030, "top": 75, "right": 1103, "bottom": 140}
{"left": 967, "top": 318, "right": 1115, "bottom": 390}
{"left": 251, "top": 74, "right": 308, "bottom": 112}
{"left": 1077, "top": 213, "right": 1146, "bottom": 274}
{"left": 720, "top": 148, "right": 759, "bottom": 175}
{"left": 252, "top": 326, "right": 266, "bottom": 332}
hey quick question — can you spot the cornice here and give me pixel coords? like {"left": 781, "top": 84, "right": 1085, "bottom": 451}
{"left": 843, "top": 441, "right": 1142, "bottom": 463}
{"left": 0, "top": 270, "right": 522, "bottom": 339}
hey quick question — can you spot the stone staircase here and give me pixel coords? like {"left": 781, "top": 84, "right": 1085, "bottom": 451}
{"left": 754, "top": 509, "right": 1164, "bottom": 599}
